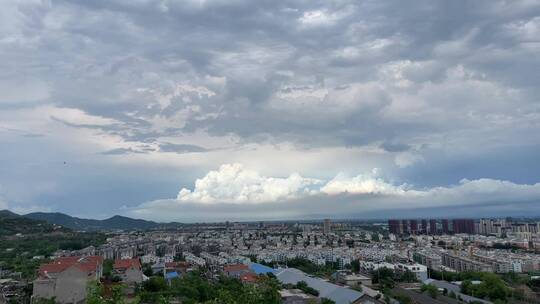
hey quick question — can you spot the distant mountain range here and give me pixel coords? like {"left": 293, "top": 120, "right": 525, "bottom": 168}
{"left": 0, "top": 210, "right": 182, "bottom": 231}
{"left": 0, "top": 210, "right": 68, "bottom": 236}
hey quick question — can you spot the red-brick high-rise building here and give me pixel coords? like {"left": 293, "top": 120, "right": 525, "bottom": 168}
{"left": 388, "top": 219, "right": 401, "bottom": 234}
{"left": 452, "top": 219, "right": 474, "bottom": 234}
{"left": 442, "top": 219, "right": 450, "bottom": 234}
{"left": 429, "top": 219, "right": 437, "bottom": 235}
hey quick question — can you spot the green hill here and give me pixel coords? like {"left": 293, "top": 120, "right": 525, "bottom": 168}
{"left": 24, "top": 212, "right": 180, "bottom": 231}
{"left": 0, "top": 210, "right": 64, "bottom": 236}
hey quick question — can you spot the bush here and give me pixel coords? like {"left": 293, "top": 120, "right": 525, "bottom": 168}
{"left": 461, "top": 273, "right": 509, "bottom": 302}
{"left": 295, "top": 281, "right": 319, "bottom": 296}
{"left": 143, "top": 276, "right": 168, "bottom": 293}
{"left": 421, "top": 284, "right": 438, "bottom": 298}
{"left": 394, "top": 294, "right": 412, "bottom": 304}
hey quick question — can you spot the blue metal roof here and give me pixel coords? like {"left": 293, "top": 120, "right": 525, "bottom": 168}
{"left": 250, "top": 263, "right": 276, "bottom": 274}
{"left": 165, "top": 271, "right": 180, "bottom": 280}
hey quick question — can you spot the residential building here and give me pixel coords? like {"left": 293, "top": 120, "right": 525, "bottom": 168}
{"left": 113, "top": 258, "right": 143, "bottom": 284}
{"left": 395, "top": 263, "right": 428, "bottom": 281}
{"left": 429, "top": 219, "right": 437, "bottom": 235}
{"left": 324, "top": 219, "right": 331, "bottom": 234}
{"left": 442, "top": 219, "right": 449, "bottom": 234}
{"left": 32, "top": 256, "right": 103, "bottom": 304}
{"left": 223, "top": 264, "right": 250, "bottom": 279}
{"left": 441, "top": 253, "right": 492, "bottom": 273}
{"left": 413, "top": 251, "right": 442, "bottom": 271}
{"left": 452, "top": 219, "right": 475, "bottom": 234}
{"left": 279, "top": 289, "right": 318, "bottom": 304}
{"left": 335, "top": 271, "right": 372, "bottom": 287}
{"left": 388, "top": 220, "right": 400, "bottom": 235}
{"left": 275, "top": 268, "right": 381, "bottom": 304}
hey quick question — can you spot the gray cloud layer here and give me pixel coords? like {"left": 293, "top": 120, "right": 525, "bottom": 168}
{"left": 0, "top": 0, "right": 539, "bottom": 219}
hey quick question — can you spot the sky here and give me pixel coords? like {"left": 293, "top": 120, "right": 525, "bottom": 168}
{"left": 1, "top": 0, "right": 539, "bottom": 222}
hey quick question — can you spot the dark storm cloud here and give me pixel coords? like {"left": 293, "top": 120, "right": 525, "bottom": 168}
{"left": 380, "top": 141, "right": 411, "bottom": 153}
{"left": 100, "top": 148, "right": 147, "bottom": 155}
{"left": 5, "top": 0, "right": 538, "bottom": 148}
{"left": 158, "top": 143, "right": 209, "bottom": 154}
{"left": 0, "top": 126, "right": 45, "bottom": 138}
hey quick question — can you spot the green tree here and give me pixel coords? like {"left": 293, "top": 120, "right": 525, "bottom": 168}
{"left": 87, "top": 281, "right": 105, "bottom": 304}
{"left": 295, "top": 281, "right": 319, "bottom": 296}
{"left": 142, "top": 263, "right": 154, "bottom": 277}
{"left": 399, "top": 270, "right": 417, "bottom": 283}
{"left": 371, "top": 267, "right": 396, "bottom": 288}
{"left": 350, "top": 259, "right": 360, "bottom": 272}
{"left": 103, "top": 259, "right": 114, "bottom": 279}
{"left": 158, "top": 295, "right": 170, "bottom": 304}
{"left": 421, "top": 284, "right": 438, "bottom": 298}
{"left": 394, "top": 294, "right": 411, "bottom": 304}
{"left": 461, "top": 273, "right": 509, "bottom": 302}
{"left": 143, "top": 276, "right": 168, "bottom": 293}
{"left": 258, "top": 274, "right": 282, "bottom": 303}
{"left": 109, "top": 285, "right": 125, "bottom": 304}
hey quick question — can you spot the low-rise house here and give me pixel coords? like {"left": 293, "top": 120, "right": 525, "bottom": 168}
{"left": 395, "top": 263, "right": 428, "bottom": 281}
{"left": 165, "top": 271, "right": 181, "bottom": 284}
{"left": 32, "top": 256, "right": 103, "bottom": 304}
{"left": 165, "top": 262, "right": 189, "bottom": 275}
{"left": 279, "top": 289, "right": 318, "bottom": 304}
{"left": 249, "top": 263, "right": 276, "bottom": 275}
{"left": 183, "top": 253, "right": 206, "bottom": 267}
{"left": 223, "top": 264, "right": 250, "bottom": 279}
{"left": 335, "top": 271, "right": 372, "bottom": 287}
{"left": 239, "top": 272, "right": 258, "bottom": 284}
{"left": 151, "top": 262, "right": 165, "bottom": 276}
{"left": 113, "top": 258, "right": 143, "bottom": 284}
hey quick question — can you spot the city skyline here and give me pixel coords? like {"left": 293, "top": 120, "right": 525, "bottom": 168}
{"left": 1, "top": 1, "right": 540, "bottom": 221}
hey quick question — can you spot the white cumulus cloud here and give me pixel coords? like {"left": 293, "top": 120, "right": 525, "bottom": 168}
{"left": 128, "top": 164, "right": 540, "bottom": 222}
{"left": 321, "top": 172, "right": 414, "bottom": 196}
{"left": 175, "top": 164, "right": 540, "bottom": 207}
{"left": 177, "top": 163, "right": 321, "bottom": 204}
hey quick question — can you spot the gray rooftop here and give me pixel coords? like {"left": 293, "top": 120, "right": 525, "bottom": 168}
{"left": 275, "top": 268, "right": 363, "bottom": 304}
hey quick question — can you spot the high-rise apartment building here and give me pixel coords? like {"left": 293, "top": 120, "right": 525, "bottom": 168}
{"left": 389, "top": 218, "right": 475, "bottom": 235}
{"left": 388, "top": 219, "right": 401, "bottom": 235}
{"left": 323, "top": 219, "right": 331, "bottom": 234}
{"left": 442, "top": 219, "right": 449, "bottom": 234}
{"left": 421, "top": 219, "right": 428, "bottom": 234}
{"left": 452, "top": 219, "right": 475, "bottom": 234}
{"left": 429, "top": 219, "right": 437, "bottom": 235}
{"left": 409, "top": 220, "right": 418, "bottom": 234}
{"left": 401, "top": 220, "right": 410, "bottom": 234}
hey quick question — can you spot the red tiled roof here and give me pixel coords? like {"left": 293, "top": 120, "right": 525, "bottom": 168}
{"left": 114, "top": 258, "right": 141, "bottom": 270}
{"left": 54, "top": 256, "right": 80, "bottom": 264}
{"left": 39, "top": 263, "right": 72, "bottom": 275}
{"left": 240, "top": 272, "right": 258, "bottom": 283}
{"left": 38, "top": 256, "right": 103, "bottom": 277}
{"left": 85, "top": 256, "right": 104, "bottom": 263}
{"left": 224, "top": 264, "right": 249, "bottom": 273}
